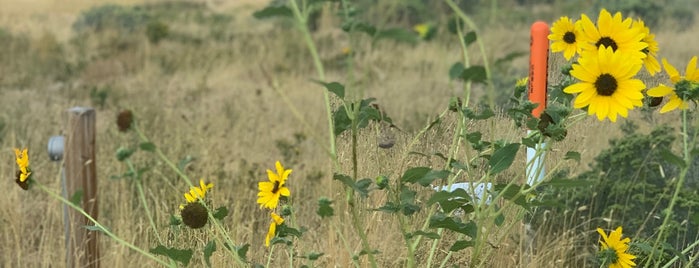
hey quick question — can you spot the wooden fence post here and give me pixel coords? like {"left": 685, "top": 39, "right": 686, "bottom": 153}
{"left": 64, "top": 107, "right": 100, "bottom": 268}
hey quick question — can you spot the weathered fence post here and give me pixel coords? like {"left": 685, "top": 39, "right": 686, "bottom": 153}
{"left": 64, "top": 107, "right": 100, "bottom": 268}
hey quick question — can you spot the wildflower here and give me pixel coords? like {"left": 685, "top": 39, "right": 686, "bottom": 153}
{"left": 516, "top": 77, "right": 528, "bottom": 88}
{"left": 597, "top": 227, "right": 636, "bottom": 268}
{"left": 633, "top": 19, "right": 660, "bottom": 76}
{"left": 265, "top": 212, "right": 285, "bottom": 247}
{"left": 647, "top": 57, "right": 698, "bottom": 113}
{"left": 549, "top": 16, "right": 583, "bottom": 60}
{"left": 564, "top": 46, "right": 645, "bottom": 122}
{"left": 578, "top": 9, "right": 647, "bottom": 61}
{"left": 179, "top": 179, "right": 214, "bottom": 229}
{"left": 116, "top": 110, "right": 133, "bottom": 132}
{"left": 14, "top": 148, "right": 32, "bottom": 190}
{"left": 184, "top": 179, "right": 214, "bottom": 203}
{"left": 257, "top": 161, "right": 291, "bottom": 210}
{"left": 413, "top": 23, "right": 434, "bottom": 40}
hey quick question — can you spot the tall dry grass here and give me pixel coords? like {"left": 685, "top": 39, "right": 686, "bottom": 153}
{"left": 1, "top": 1, "right": 698, "bottom": 267}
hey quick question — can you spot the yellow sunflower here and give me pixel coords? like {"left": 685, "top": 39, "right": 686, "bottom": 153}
{"left": 179, "top": 179, "right": 214, "bottom": 229}
{"left": 257, "top": 161, "right": 292, "bottom": 210}
{"left": 647, "top": 57, "right": 698, "bottom": 113}
{"left": 265, "top": 212, "right": 285, "bottom": 247}
{"left": 564, "top": 46, "right": 645, "bottom": 122}
{"left": 633, "top": 19, "right": 660, "bottom": 76}
{"left": 578, "top": 9, "right": 647, "bottom": 61}
{"left": 549, "top": 16, "right": 583, "bottom": 60}
{"left": 597, "top": 227, "right": 636, "bottom": 268}
{"left": 14, "top": 148, "right": 32, "bottom": 190}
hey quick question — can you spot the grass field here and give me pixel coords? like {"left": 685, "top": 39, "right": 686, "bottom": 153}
{"left": 2, "top": 0, "right": 699, "bottom": 267}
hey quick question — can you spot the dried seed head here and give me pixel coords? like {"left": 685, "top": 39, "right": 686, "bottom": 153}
{"left": 117, "top": 110, "right": 133, "bottom": 132}
{"left": 181, "top": 202, "right": 208, "bottom": 229}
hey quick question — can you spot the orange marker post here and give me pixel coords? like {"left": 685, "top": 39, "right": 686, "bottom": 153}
{"left": 526, "top": 21, "right": 549, "bottom": 186}
{"left": 528, "top": 21, "right": 549, "bottom": 118}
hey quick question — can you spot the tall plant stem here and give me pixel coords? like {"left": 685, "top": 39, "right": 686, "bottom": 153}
{"left": 650, "top": 109, "right": 692, "bottom": 267}
{"left": 35, "top": 181, "right": 174, "bottom": 267}
{"left": 288, "top": 0, "right": 337, "bottom": 166}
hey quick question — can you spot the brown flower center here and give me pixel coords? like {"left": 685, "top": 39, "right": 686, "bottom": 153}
{"left": 563, "top": 31, "right": 576, "bottom": 44}
{"left": 595, "top": 74, "right": 618, "bottom": 96}
{"left": 595, "top": 37, "right": 618, "bottom": 51}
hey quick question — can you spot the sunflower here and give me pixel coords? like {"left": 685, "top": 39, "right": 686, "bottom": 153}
{"left": 257, "top": 161, "right": 291, "bottom": 210}
{"left": 265, "top": 212, "right": 285, "bottom": 247}
{"left": 578, "top": 9, "right": 647, "bottom": 61}
{"left": 184, "top": 179, "right": 214, "bottom": 203}
{"left": 633, "top": 19, "right": 660, "bottom": 76}
{"left": 549, "top": 16, "right": 583, "bottom": 60}
{"left": 647, "top": 57, "right": 698, "bottom": 113}
{"left": 14, "top": 148, "right": 32, "bottom": 190}
{"left": 597, "top": 227, "right": 636, "bottom": 268}
{"left": 564, "top": 46, "right": 645, "bottom": 122}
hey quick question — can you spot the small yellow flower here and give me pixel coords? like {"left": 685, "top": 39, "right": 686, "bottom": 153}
{"left": 257, "top": 161, "right": 291, "bottom": 210}
{"left": 549, "top": 16, "right": 583, "bottom": 60}
{"left": 265, "top": 212, "right": 285, "bottom": 247}
{"left": 647, "top": 57, "right": 698, "bottom": 113}
{"left": 14, "top": 148, "right": 32, "bottom": 190}
{"left": 516, "top": 77, "right": 528, "bottom": 88}
{"left": 597, "top": 226, "right": 636, "bottom": 268}
{"left": 413, "top": 23, "right": 430, "bottom": 39}
{"left": 184, "top": 179, "right": 214, "bottom": 203}
{"left": 578, "top": 9, "right": 647, "bottom": 61}
{"left": 633, "top": 19, "right": 660, "bottom": 76}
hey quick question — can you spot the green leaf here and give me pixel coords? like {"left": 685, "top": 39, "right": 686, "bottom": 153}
{"left": 375, "top": 28, "right": 418, "bottom": 44}
{"left": 463, "top": 31, "right": 477, "bottom": 46}
{"left": 660, "top": 148, "right": 686, "bottom": 169}
{"left": 150, "top": 245, "right": 193, "bottom": 266}
{"left": 355, "top": 178, "right": 372, "bottom": 198}
{"left": 494, "top": 51, "right": 526, "bottom": 66}
{"left": 277, "top": 224, "right": 303, "bottom": 238}
{"left": 429, "top": 214, "right": 477, "bottom": 237}
{"left": 84, "top": 225, "right": 109, "bottom": 233}
{"left": 489, "top": 143, "right": 520, "bottom": 174}
{"left": 70, "top": 190, "right": 83, "bottom": 206}
{"left": 169, "top": 215, "right": 182, "bottom": 226}
{"left": 116, "top": 147, "right": 135, "bottom": 161}
{"left": 317, "top": 197, "right": 334, "bottom": 218}
{"left": 306, "top": 252, "right": 324, "bottom": 261}
{"left": 450, "top": 240, "right": 475, "bottom": 251}
{"left": 400, "top": 187, "right": 420, "bottom": 216}
{"left": 461, "top": 66, "right": 487, "bottom": 84}
{"left": 493, "top": 184, "right": 531, "bottom": 209}
{"left": 342, "top": 21, "right": 377, "bottom": 36}
{"left": 253, "top": 6, "right": 292, "bottom": 19}
{"left": 313, "top": 80, "right": 345, "bottom": 99}
{"left": 564, "top": 151, "right": 581, "bottom": 163}
{"left": 234, "top": 244, "right": 250, "bottom": 262}
{"left": 494, "top": 212, "right": 505, "bottom": 226}
{"left": 400, "top": 167, "right": 430, "bottom": 184}
{"left": 374, "top": 202, "right": 400, "bottom": 213}
{"left": 462, "top": 105, "right": 494, "bottom": 120}
{"left": 407, "top": 230, "right": 440, "bottom": 240}
{"left": 139, "top": 142, "right": 156, "bottom": 152}
{"left": 449, "top": 62, "right": 465, "bottom": 80}
{"left": 204, "top": 241, "right": 216, "bottom": 268}
{"left": 427, "top": 188, "right": 473, "bottom": 214}
{"left": 213, "top": 206, "right": 229, "bottom": 220}
{"left": 332, "top": 106, "right": 351, "bottom": 136}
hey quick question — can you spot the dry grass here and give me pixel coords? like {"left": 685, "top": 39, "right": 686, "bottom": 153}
{"left": 1, "top": 1, "right": 697, "bottom": 267}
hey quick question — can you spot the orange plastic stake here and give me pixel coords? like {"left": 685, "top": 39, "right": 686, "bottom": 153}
{"left": 528, "top": 21, "right": 549, "bottom": 118}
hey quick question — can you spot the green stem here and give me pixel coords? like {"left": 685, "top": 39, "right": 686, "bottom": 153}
{"left": 127, "top": 160, "right": 164, "bottom": 245}
{"left": 444, "top": 0, "right": 495, "bottom": 108}
{"left": 288, "top": 0, "right": 337, "bottom": 166}
{"left": 35, "top": 181, "right": 174, "bottom": 267}
{"left": 650, "top": 109, "right": 691, "bottom": 268}
{"left": 266, "top": 245, "right": 276, "bottom": 268}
